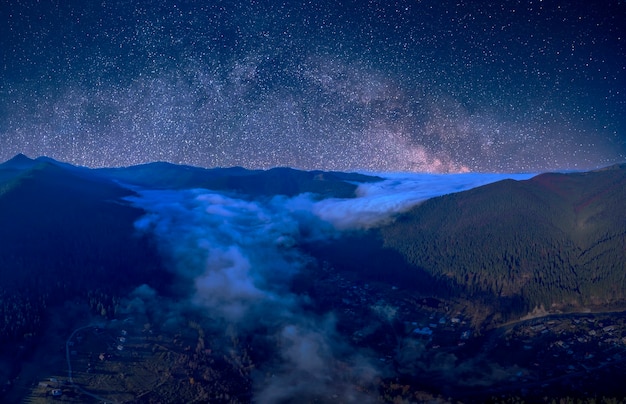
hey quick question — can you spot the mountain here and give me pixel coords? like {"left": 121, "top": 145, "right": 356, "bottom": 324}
{"left": 0, "top": 153, "right": 37, "bottom": 170}
{"left": 98, "top": 162, "right": 381, "bottom": 197}
{"left": 0, "top": 153, "right": 39, "bottom": 185}
{"left": 2, "top": 155, "right": 381, "bottom": 198}
{"left": 375, "top": 163, "right": 626, "bottom": 320}
{"left": 3, "top": 155, "right": 624, "bottom": 326}
{"left": 0, "top": 158, "right": 169, "bottom": 341}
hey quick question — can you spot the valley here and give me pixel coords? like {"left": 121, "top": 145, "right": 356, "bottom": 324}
{"left": 1, "top": 155, "right": 625, "bottom": 402}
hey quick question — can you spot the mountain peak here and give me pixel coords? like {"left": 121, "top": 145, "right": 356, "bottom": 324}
{"left": 1, "top": 153, "right": 35, "bottom": 169}
{"left": 8, "top": 153, "right": 32, "bottom": 162}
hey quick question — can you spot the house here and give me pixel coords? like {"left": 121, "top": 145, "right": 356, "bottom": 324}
{"left": 412, "top": 327, "right": 433, "bottom": 336}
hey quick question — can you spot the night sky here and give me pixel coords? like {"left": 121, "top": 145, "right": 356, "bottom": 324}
{"left": 1, "top": 0, "right": 624, "bottom": 172}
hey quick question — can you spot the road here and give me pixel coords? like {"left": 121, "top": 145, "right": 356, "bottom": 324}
{"left": 66, "top": 324, "right": 117, "bottom": 403}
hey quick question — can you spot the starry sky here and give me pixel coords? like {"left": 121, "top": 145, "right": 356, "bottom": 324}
{"left": 1, "top": 0, "right": 624, "bottom": 172}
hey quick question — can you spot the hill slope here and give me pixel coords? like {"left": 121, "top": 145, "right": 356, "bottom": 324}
{"left": 378, "top": 164, "right": 626, "bottom": 317}
{"left": 0, "top": 160, "right": 167, "bottom": 340}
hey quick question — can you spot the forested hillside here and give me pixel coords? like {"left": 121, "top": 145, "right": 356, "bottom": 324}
{"left": 0, "top": 160, "right": 168, "bottom": 341}
{"left": 379, "top": 164, "right": 626, "bottom": 316}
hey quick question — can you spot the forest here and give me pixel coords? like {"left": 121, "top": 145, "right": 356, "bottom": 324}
{"left": 376, "top": 164, "right": 626, "bottom": 320}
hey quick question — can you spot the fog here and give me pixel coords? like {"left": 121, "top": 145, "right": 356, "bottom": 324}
{"left": 126, "top": 172, "right": 534, "bottom": 401}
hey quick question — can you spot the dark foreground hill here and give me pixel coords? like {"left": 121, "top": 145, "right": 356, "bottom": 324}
{"left": 375, "top": 164, "right": 626, "bottom": 321}
{"left": 0, "top": 157, "right": 169, "bottom": 341}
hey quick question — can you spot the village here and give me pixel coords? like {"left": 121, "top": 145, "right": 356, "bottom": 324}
{"left": 13, "top": 262, "right": 626, "bottom": 403}
{"left": 22, "top": 303, "right": 256, "bottom": 404}
{"left": 493, "top": 312, "right": 626, "bottom": 394}
{"left": 310, "top": 262, "right": 626, "bottom": 400}
{"left": 27, "top": 318, "right": 144, "bottom": 402}
{"left": 312, "top": 262, "right": 480, "bottom": 350}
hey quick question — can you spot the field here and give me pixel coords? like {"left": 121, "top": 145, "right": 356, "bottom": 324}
{"left": 12, "top": 302, "right": 251, "bottom": 403}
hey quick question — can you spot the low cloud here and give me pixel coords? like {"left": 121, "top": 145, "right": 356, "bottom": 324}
{"left": 128, "top": 188, "right": 380, "bottom": 400}
{"left": 255, "top": 318, "right": 379, "bottom": 404}
{"left": 125, "top": 172, "right": 534, "bottom": 400}
{"left": 310, "top": 172, "right": 535, "bottom": 230}
{"left": 130, "top": 189, "right": 305, "bottom": 324}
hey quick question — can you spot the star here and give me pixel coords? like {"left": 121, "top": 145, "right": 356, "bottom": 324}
{"left": 1, "top": 0, "right": 624, "bottom": 172}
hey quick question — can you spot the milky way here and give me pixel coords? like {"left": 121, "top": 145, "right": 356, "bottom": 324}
{"left": 1, "top": 0, "right": 624, "bottom": 172}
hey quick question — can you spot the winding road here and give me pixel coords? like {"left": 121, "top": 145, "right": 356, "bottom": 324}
{"left": 66, "top": 324, "right": 117, "bottom": 403}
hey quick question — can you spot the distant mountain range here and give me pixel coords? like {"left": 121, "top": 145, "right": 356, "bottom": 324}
{"left": 1, "top": 153, "right": 380, "bottom": 198}
{"left": 2, "top": 154, "right": 626, "bottom": 402}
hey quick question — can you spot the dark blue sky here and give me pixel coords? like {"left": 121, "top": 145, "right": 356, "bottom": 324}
{"left": 1, "top": 0, "right": 624, "bottom": 172}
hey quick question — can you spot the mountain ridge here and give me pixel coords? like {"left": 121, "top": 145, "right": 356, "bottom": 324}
{"left": 0, "top": 154, "right": 382, "bottom": 198}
